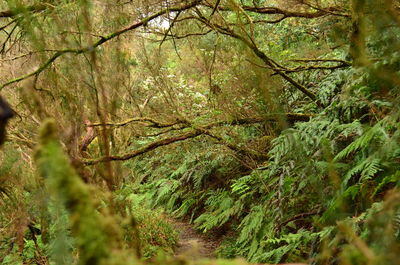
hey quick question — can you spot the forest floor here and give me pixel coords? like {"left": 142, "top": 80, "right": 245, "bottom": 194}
{"left": 170, "top": 218, "right": 222, "bottom": 259}
{"left": 169, "top": 220, "right": 308, "bottom": 265}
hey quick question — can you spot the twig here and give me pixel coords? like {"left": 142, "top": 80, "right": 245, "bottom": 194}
{"left": 87, "top": 117, "right": 184, "bottom": 128}
{"left": 275, "top": 210, "right": 322, "bottom": 232}
{"left": 0, "top": 0, "right": 202, "bottom": 90}
{"left": 83, "top": 113, "right": 313, "bottom": 165}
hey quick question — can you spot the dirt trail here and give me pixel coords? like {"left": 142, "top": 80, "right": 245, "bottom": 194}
{"left": 170, "top": 219, "right": 221, "bottom": 259}
{"left": 169, "top": 219, "right": 308, "bottom": 265}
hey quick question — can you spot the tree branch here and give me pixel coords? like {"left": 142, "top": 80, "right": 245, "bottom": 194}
{"left": 88, "top": 117, "right": 184, "bottom": 128}
{"left": 88, "top": 113, "right": 313, "bottom": 129}
{"left": 247, "top": 59, "right": 351, "bottom": 73}
{"left": 192, "top": 15, "right": 321, "bottom": 105}
{"left": 0, "top": 4, "right": 47, "bottom": 18}
{"left": 0, "top": 0, "right": 202, "bottom": 90}
{"left": 83, "top": 129, "right": 203, "bottom": 165}
{"left": 275, "top": 210, "right": 323, "bottom": 232}
{"left": 201, "top": 2, "right": 349, "bottom": 19}
{"left": 83, "top": 113, "right": 313, "bottom": 165}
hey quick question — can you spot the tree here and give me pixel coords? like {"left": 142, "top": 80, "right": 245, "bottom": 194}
{"left": 1, "top": 0, "right": 400, "bottom": 264}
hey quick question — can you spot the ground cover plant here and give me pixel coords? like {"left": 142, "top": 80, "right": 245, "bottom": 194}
{"left": 0, "top": 0, "right": 399, "bottom": 265}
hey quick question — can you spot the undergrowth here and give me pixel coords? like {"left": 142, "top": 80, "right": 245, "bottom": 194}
{"left": 1, "top": 1, "right": 400, "bottom": 265}
{"left": 123, "top": 59, "right": 400, "bottom": 264}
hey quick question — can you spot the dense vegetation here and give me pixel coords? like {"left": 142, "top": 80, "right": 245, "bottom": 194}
{"left": 1, "top": 0, "right": 400, "bottom": 264}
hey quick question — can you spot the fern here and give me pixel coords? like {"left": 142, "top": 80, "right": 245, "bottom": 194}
{"left": 231, "top": 175, "right": 252, "bottom": 197}
{"left": 253, "top": 229, "right": 325, "bottom": 263}
{"left": 374, "top": 171, "right": 400, "bottom": 196}
{"left": 194, "top": 190, "right": 238, "bottom": 232}
{"left": 154, "top": 179, "right": 180, "bottom": 206}
{"left": 341, "top": 158, "right": 382, "bottom": 189}
{"left": 334, "top": 122, "right": 386, "bottom": 162}
{"left": 173, "top": 196, "right": 196, "bottom": 218}
{"left": 394, "top": 208, "right": 400, "bottom": 239}
{"left": 237, "top": 205, "right": 267, "bottom": 247}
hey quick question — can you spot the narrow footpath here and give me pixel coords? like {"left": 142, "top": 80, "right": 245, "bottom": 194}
{"left": 171, "top": 219, "right": 221, "bottom": 259}
{"left": 170, "top": 219, "right": 307, "bottom": 265}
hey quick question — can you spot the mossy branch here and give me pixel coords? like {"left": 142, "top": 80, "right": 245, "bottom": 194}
{"left": 88, "top": 113, "right": 313, "bottom": 129}
{"left": 192, "top": 15, "right": 322, "bottom": 106}
{"left": 0, "top": 4, "right": 47, "bottom": 18}
{"left": 0, "top": 0, "right": 202, "bottom": 90}
{"left": 35, "top": 120, "right": 137, "bottom": 265}
{"left": 83, "top": 113, "right": 312, "bottom": 165}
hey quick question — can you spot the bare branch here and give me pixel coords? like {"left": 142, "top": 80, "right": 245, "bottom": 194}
{"left": 149, "top": 29, "right": 213, "bottom": 41}
{"left": 0, "top": 18, "right": 17, "bottom": 31}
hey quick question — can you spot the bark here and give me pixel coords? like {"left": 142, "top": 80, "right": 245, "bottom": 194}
{"left": 83, "top": 113, "right": 313, "bottom": 165}
{"left": 0, "top": 4, "right": 47, "bottom": 18}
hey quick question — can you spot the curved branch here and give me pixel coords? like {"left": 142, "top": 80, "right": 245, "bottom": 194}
{"left": 83, "top": 113, "right": 313, "bottom": 165}
{"left": 201, "top": 2, "right": 349, "bottom": 19}
{"left": 192, "top": 15, "right": 320, "bottom": 105}
{"left": 83, "top": 129, "right": 203, "bottom": 165}
{"left": 0, "top": 0, "right": 202, "bottom": 90}
{"left": 83, "top": 127, "right": 265, "bottom": 166}
{"left": 88, "top": 117, "right": 184, "bottom": 128}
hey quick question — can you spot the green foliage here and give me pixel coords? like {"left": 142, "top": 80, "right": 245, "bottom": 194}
{"left": 194, "top": 190, "right": 238, "bottom": 232}
{"left": 256, "top": 229, "right": 321, "bottom": 263}
{"left": 117, "top": 191, "right": 178, "bottom": 259}
{"left": 129, "top": 107, "right": 400, "bottom": 263}
{"left": 35, "top": 120, "right": 141, "bottom": 265}
{"left": 36, "top": 120, "right": 111, "bottom": 265}
{"left": 3, "top": 0, "right": 400, "bottom": 265}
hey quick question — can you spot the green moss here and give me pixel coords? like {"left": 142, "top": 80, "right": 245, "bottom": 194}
{"left": 35, "top": 120, "right": 135, "bottom": 265}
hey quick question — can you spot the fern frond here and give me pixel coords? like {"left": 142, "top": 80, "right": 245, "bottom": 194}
{"left": 334, "top": 123, "right": 384, "bottom": 162}
{"left": 341, "top": 158, "right": 382, "bottom": 189}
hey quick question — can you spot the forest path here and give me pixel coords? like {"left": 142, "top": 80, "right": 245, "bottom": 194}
{"left": 169, "top": 218, "right": 307, "bottom": 265}
{"left": 170, "top": 218, "right": 221, "bottom": 259}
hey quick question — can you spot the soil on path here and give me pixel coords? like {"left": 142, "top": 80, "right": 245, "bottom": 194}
{"left": 169, "top": 219, "right": 308, "bottom": 265}
{"left": 170, "top": 219, "right": 222, "bottom": 259}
